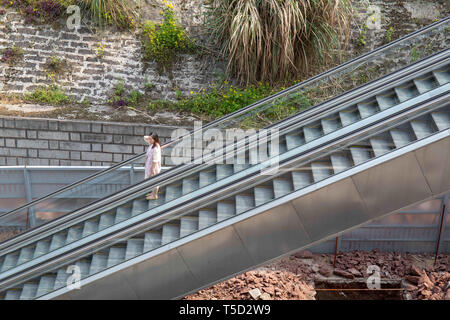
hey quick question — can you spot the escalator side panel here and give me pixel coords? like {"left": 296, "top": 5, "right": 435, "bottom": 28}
{"left": 413, "top": 136, "right": 450, "bottom": 195}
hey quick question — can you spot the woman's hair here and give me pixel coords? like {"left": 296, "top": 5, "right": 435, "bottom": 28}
{"left": 149, "top": 132, "right": 161, "bottom": 149}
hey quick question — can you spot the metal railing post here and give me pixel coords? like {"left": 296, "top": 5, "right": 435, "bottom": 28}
{"left": 23, "top": 167, "right": 36, "bottom": 228}
{"left": 434, "top": 195, "right": 449, "bottom": 265}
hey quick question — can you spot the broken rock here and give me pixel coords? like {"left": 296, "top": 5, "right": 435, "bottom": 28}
{"left": 294, "top": 250, "right": 314, "bottom": 259}
{"left": 260, "top": 293, "right": 271, "bottom": 300}
{"left": 348, "top": 268, "right": 363, "bottom": 278}
{"left": 333, "top": 269, "right": 355, "bottom": 279}
{"left": 248, "top": 288, "right": 261, "bottom": 300}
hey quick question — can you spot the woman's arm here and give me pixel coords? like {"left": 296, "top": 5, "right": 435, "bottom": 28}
{"left": 151, "top": 144, "right": 161, "bottom": 175}
{"left": 151, "top": 161, "right": 158, "bottom": 175}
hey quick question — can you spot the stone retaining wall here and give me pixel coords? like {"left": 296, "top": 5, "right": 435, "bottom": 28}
{"left": 0, "top": 116, "right": 186, "bottom": 166}
{"left": 0, "top": 0, "right": 448, "bottom": 106}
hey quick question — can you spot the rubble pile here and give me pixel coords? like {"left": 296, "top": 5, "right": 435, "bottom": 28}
{"left": 184, "top": 270, "right": 316, "bottom": 300}
{"left": 403, "top": 265, "right": 450, "bottom": 300}
{"left": 184, "top": 250, "right": 449, "bottom": 300}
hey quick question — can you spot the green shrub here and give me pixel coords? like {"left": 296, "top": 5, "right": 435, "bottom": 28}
{"left": 43, "top": 55, "right": 68, "bottom": 81}
{"left": 147, "top": 81, "right": 312, "bottom": 122}
{"left": 24, "top": 85, "right": 71, "bottom": 104}
{"left": 385, "top": 27, "right": 394, "bottom": 43}
{"left": 108, "top": 80, "right": 144, "bottom": 109}
{"left": 142, "top": 2, "right": 196, "bottom": 72}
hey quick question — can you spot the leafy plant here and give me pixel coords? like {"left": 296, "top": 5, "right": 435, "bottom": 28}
{"left": 358, "top": 23, "right": 368, "bottom": 47}
{"left": 43, "top": 55, "right": 68, "bottom": 81}
{"left": 24, "top": 85, "right": 71, "bottom": 104}
{"left": 1, "top": 46, "right": 24, "bottom": 65}
{"left": 95, "top": 44, "right": 105, "bottom": 58}
{"left": 147, "top": 81, "right": 311, "bottom": 122}
{"left": 411, "top": 45, "right": 420, "bottom": 62}
{"left": 3, "top": 0, "right": 70, "bottom": 24}
{"left": 141, "top": 1, "right": 196, "bottom": 73}
{"left": 108, "top": 80, "right": 144, "bottom": 109}
{"left": 144, "top": 80, "right": 155, "bottom": 90}
{"left": 203, "top": 0, "right": 352, "bottom": 84}
{"left": 385, "top": 27, "right": 394, "bottom": 43}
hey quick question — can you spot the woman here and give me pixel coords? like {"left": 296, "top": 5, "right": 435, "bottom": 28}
{"left": 144, "top": 133, "right": 162, "bottom": 200}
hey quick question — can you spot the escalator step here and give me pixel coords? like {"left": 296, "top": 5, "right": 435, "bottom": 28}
{"left": 330, "top": 153, "right": 352, "bottom": 174}
{"left": 49, "top": 232, "right": 67, "bottom": 252}
{"left": 89, "top": 252, "right": 108, "bottom": 275}
{"left": 285, "top": 133, "right": 304, "bottom": 150}
{"left": 107, "top": 247, "right": 126, "bottom": 268}
{"left": 370, "top": 137, "right": 393, "bottom": 157}
{"left": 357, "top": 101, "right": 378, "bottom": 119}
{"left": 98, "top": 212, "right": 116, "bottom": 231}
{"left": 349, "top": 146, "right": 372, "bottom": 165}
{"left": 143, "top": 231, "right": 162, "bottom": 252}
{"left": 321, "top": 117, "right": 341, "bottom": 135}
{"left": 303, "top": 124, "right": 322, "bottom": 142}
{"left": 413, "top": 76, "right": 437, "bottom": 94}
{"left": 4, "top": 288, "right": 21, "bottom": 300}
{"left": 182, "top": 177, "right": 199, "bottom": 195}
{"left": 431, "top": 111, "right": 450, "bottom": 131}
{"left": 165, "top": 185, "right": 182, "bottom": 202}
{"left": 161, "top": 224, "right": 180, "bottom": 245}
{"left": 311, "top": 162, "right": 333, "bottom": 182}
{"left": 54, "top": 269, "right": 69, "bottom": 290}
{"left": 375, "top": 92, "right": 398, "bottom": 110}
{"left": 125, "top": 239, "right": 144, "bottom": 260}
{"left": 66, "top": 225, "right": 83, "bottom": 244}
{"left": 410, "top": 120, "right": 435, "bottom": 139}
{"left": 36, "top": 275, "right": 56, "bottom": 298}
{"left": 33, "top": 239, "right": 50, "bottom": 259}
{"left": 432, "top": 69, "right": 450, "bottom": 85}
{"left": 216, "top": 164, "right": 234, "bottom": 181}
{"left": 17, "top": 246, "right": 34, "bottom": 266}
{"left": 254, "top": 186, "right": 274, "bottom": 207}
{"left": 132, "top": 200, "right": 148, "bottom": 216}
{"left": 236, "top": 194, "right": 255, "bottom": 214}
{"left": 114, "top": 207, "right": 132, "bottom": 224}
{"left": 339, "top": 109, "right": 359, "bottom": 127}
{"left": 217, "top": 201, "right": 236, "bottom": 221}
{"left": 0, "top": 252, "right": 19, "bottom": 272}
{"left": 394, "top": 83, "right": 419, "bottom": 102}
{"left": 81, "top": 219, "right": 99, "bottom": 238}
{"left": 198, "top": 209, "right": 217, "bottom": 230}
{"left": 273, "top": 178, "right": 293, "bottom": 198}
{"left": 180, "top": 216, "right": 199, "bottom": 238}
{"left": 20, "top": 283, "right": 38, "bottom": 300}
{"left": 390, "top": 129, "right": 414, "bottom": 148}
{"left": 199, "top": 170, "right": 216, "bottom": 188}
{"left": 292, "top": 171, "right": 313, "bottom": 190}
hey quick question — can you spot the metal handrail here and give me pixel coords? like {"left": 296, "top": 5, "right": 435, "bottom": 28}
{"left": 3, "top": 16, "right": 448, "bottom": 218}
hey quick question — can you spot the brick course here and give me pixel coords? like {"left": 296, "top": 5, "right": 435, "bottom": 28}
{"left": 0, "top": 116, "right": 187, "bottom": 166}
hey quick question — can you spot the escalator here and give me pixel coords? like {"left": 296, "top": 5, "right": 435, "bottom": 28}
{"left": 0, "top": 20, "right": 449, "bottom": 300}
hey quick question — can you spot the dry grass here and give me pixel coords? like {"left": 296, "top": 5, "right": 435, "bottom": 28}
{"left": 205, "top": 0, "right": 353, "bottom": 84}
{"left": 76, "top": 0, "right": 140, "bottom": 29}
